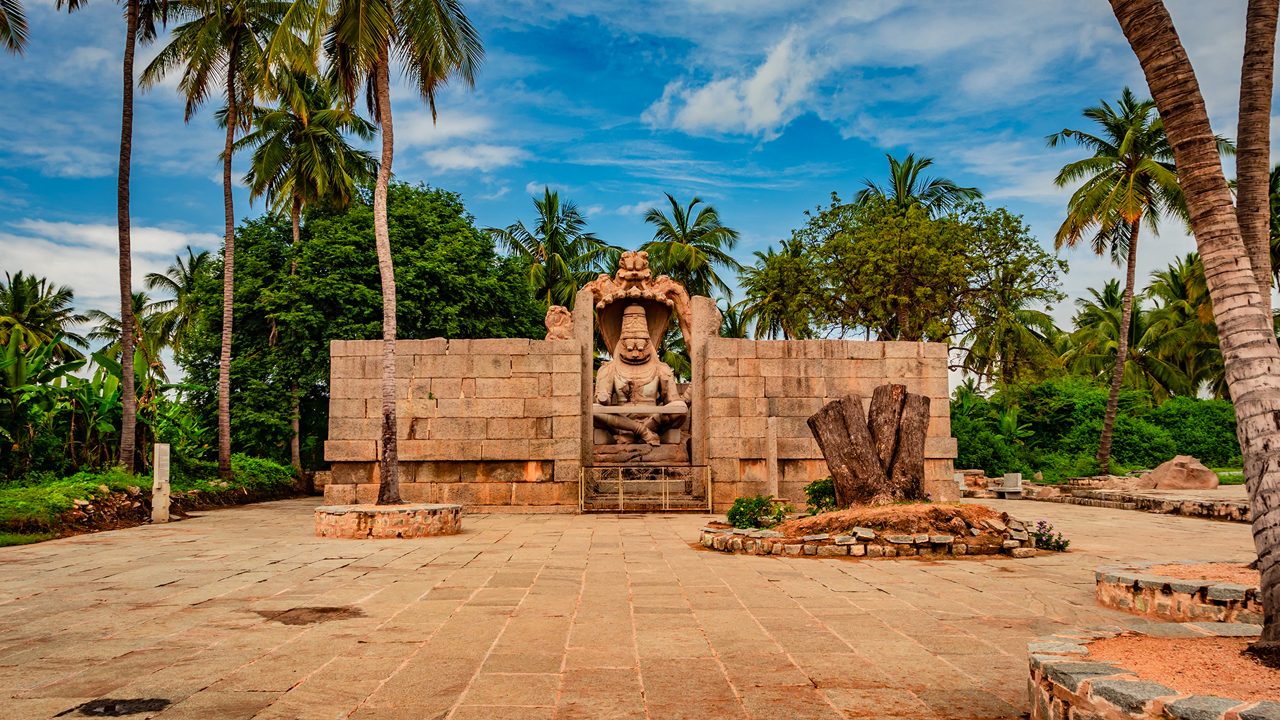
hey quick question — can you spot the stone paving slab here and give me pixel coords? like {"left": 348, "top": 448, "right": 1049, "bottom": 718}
{"left": 0, "top": 497, "right": 1255, "bottom": 719}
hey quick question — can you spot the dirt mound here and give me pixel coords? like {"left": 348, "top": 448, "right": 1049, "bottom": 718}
{"left": 774, "top": 503, "right": 1003, "bottom": 538}
{"left": 1147, "top": 562, "right": 1259, "bottom": 586}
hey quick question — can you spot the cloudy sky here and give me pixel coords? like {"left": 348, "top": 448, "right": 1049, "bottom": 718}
{"left": 0, "top": 0, "right": 1269, "bottom": 327}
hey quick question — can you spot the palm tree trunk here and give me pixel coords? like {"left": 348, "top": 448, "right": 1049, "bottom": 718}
{"left": 116, "top": 0, "right": 139, "bottom": 474}
{"left": 1111, "top": 0, "right": 1280, "bottom": 648}
{"left": 1237, "top": 0, "right": 1278, "bottom": 319}
{"left": 373, "top": 55, "right": 400, "bottom": 505}
{"left": 289, "top": 194, "right": 302, "bottom": 480}
{"left": 217, "top": 63, "right": 237, "bottom": 480}
{"left": 1097, "top": 220, "right": 1140, "bottom": 475}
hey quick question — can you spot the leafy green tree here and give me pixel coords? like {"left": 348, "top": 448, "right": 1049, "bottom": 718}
{"left": 641, "top": 193, "right": 742, "bottom": 297}
{"left": 0, "top": 272, "right": 88, "bottom": 359}
{"left": 179, "top": 183, "right": 543, "bottom": 468}
{"left": 1047, "top": 87, "right": 1218, "bottom": 473}
{"left": 142, "top": 0, "right": 288, "bottom": 479}
{"left": 962, "top": 277, "right": 1061, "bottom": 387}
{"left": 145, "top": 248, "right": 213, "bottom": 356}
{"left": 1145, "top": 253, "right": 1225, "bottom": 398}
{"left": 718, "top": 294, "right": 748, "bottom": 339}
{"left": 854, "top": 153, "right": 982, "bottom": 217}
{"left": 488, "top": 188, "right": 615, "bottom": 307}
{"left": 1, "top": 0, "right": 27, "bottom": 53}
{"left": 86, "top": 291, "right": 173, "bottom": 384}
{"left": 739, "top": 239, "right": 817, "bottom": 340}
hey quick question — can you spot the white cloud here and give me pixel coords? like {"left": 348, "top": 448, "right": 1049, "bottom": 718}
{"left": 0, "top": 221, "right": 221, "bottom": 314}
{"left": 614, "top": 199, "right": 664, "bottom": 216}
{"left": 422, "top": 144, "right": 529, "bottom": 172}
{"left": 396, "top": 109, "right": 495, "bottom": 148}
{"left": 642, "top": 29, "right": 820, "bottom": 139}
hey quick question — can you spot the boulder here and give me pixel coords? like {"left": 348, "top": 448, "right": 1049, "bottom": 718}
{"left": 1142, "top": 455, "right": 1219, "bottom": 490}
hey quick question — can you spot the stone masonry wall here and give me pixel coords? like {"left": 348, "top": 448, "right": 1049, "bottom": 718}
{"left": 703, "top": 338, "right": 956, "bottom": 511}
{"left": 324, "top": 338, "right": 582, "bottom": 511}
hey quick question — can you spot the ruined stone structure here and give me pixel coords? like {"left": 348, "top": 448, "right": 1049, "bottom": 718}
{"left": 323, "top": 251, "right": 957, "bottom": 512}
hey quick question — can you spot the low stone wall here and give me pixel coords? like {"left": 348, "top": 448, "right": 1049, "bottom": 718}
{"left": 702, "top": 339, "right": 956, "bottom": 511}
{"left": 1028, "top": 623, "right": 1273, "bottom": 720}
{"left": 698, "top": 523, "right": 1036, "bottom": 558}
{"left": 1025, "top": 485, "right": 1251, "bottom": 523}
{"left": 1095, "top": 562, "right": 1263, "bottom": 624}
{"left": 314, "top": 503, "right": 462, "bottom": 539}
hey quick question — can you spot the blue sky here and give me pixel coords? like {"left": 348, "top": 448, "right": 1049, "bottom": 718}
{"left": 0, "top": 0, "right": 1270, "bottom": 328}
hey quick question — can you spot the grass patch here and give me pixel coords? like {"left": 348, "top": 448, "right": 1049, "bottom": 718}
{"left": 1213, "top": 468, "right": 1246, "bottom": 485}
{"left": 0, "top": 531, "right": 57, "bottom": 547}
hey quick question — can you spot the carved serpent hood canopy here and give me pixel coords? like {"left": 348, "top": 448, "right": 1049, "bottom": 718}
{"left": 583, "top": 250, "right": 693, "bottom": 352}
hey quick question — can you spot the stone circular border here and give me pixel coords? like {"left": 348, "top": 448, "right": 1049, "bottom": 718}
{"left": 314, "top": 503, "right": 462, "bottom": 539}
{"left": 698, "top": 517, "right": 1037, "bottom": 558}
{"left": 1028, "top": 622, "right": 1275, "bottom": 720}
{"left": 1096, "top": 561, "right": 1263, "bottom": 624}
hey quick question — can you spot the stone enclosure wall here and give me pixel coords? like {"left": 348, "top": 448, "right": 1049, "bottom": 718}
{"left": 325, "top": 334, "right": 956, "bottom": 513}
{"left": 324, "top": 338, "right": 583, "bottom": 511}
{"left": 702, "top": 338, "right": 956, "bottom": 511}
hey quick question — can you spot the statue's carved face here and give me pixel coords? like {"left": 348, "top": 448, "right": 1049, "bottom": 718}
{"left": 617, "top": 330, "right": 653, "bottom": 365}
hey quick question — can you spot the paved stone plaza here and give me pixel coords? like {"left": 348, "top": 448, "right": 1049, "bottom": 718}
{"left": 0, "top": 499, "right": 1255, "bottom": 719}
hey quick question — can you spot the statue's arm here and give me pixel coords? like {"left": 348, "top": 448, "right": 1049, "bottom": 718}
{"left": 595, "top": 364, "right": 614, "bottom": 404}
{"left": 658, "top": 365, "right": 682, "bottom": 405}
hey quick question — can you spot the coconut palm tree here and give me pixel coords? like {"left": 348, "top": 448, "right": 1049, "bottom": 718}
{"left": 145, "top": 247, "right": 212, "bottom": 355}
{"left": 237, "top": 69, "right": 375, "bottom": 473}
{"left": 1, "top": 0, "right": 27, "bottom": 52}
{"left": 1111, "top": 0, "right": 1280, "bottom": 647}
{"left": 141, "top": 0, "right": 286, "bottom": 479}
{"left": 1047, "top": 87, "right": 1190, "bottom": 474}
{"left": 1236, "top": 0, "right": 1278, "bottom": 315}
{"left": 315, "top": 0, "right": 482, "bottom": 504}
{"left": 1145, "top": 254, "right": 1224, "bottom": 398}
{"left": 853, "top": 153, "right": 982, "bottom": 217}
{"left": 962, "top": 282, "right": 1060, "bottom": 387}
{"left": 641, "top": 193, "right": 742, "bottom": 298}
{"left": 87, "top": 291, "right": 172, "bottom": 382}
{"left": 0, "top": 272, "right": 89, "bottom": 358}
{"left": 739, "top": 239, "right": 815, "bottom": 340}
{"left": 57, "top": 0, "right": 171, "bottom": 473}
{"left": 487, "top": 188, "right": 614, "bottom": 308}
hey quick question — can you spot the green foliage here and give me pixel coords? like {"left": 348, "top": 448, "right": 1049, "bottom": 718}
{"left": 0, "top": 467, "right": 139, "bottom": 532}
{"left": 181, "top": 183, "right": 544, "bottom": 466}
{"left": 727, "top": 495, "right": 791, "bottom": 529}
{"left": 802, "top": 477, "right": 837, "bottom": 515}
{"left": 1029, "top": 520, "right": 1070, "bottom": 552}
{"left": 0, "top": 532, "right": 56, "bottom": 547}
{"left": 1146, "top": 396, "right": 1241, "bottom": 467}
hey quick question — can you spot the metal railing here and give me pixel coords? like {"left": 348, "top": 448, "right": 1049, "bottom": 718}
{"left": 580, "top": 465, "right": 711, "bottom": 512}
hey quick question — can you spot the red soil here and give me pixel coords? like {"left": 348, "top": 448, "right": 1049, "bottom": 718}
{"left": 1086, "top": 634, "right": 1279, "bottom": 701}
{"left": 1146, "top": 562, "right": 1259, "bottom": 586}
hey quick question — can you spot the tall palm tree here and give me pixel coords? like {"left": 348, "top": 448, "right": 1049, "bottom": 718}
{"left": 1111, "top": 0, "right": 1280, "bottom": 647}
{"left": 141, "top": 0, "right": 286, "bottom": 479}
{"left": 1065, "top": 280, "right": 1191, "bottom": 401}
{"left": 1, "top": 0, "right": 27, "bottom": 52}
{"left": 237, "top": 69, "right": 375, "bottom": 473}
{"left": 238, "top": 69, "right": 376, "bottom": 259}
{"left": 641, "top": 193, "right": 742, "bottom": 298}
{"left": 487, "top": 188, "right": 613, "bottom": 308}
{"left": 962, "top": 281, "right": 1059, "bottom": 387}
{"left": 317, "top": 0, "right": 482, "bottom": 504}
{"left": 1145, "top": 253, "right": 1224, "bottom": 398}
{"left": 0, "top": 272, "right": 89, "bottom": 358}
{"left": 144, "top": 247, "right": 212, "bottom": 355}
{"left": 740, "top": 239, "right": 815, "bottom": 340}
{"left": 1236, "top": 0, "right": 1278, "bottom": 317}
{"left": 853, "top": 153, "right": 982, "bottom": 217}
{"left": 87, "top": 290, "right": 172, "bottom": 381}
{"left": 58, "top": 0, "right": 171, "bottom": 473}
{"left": 1047, "top": 87, "right": 1190, "bottom": 474}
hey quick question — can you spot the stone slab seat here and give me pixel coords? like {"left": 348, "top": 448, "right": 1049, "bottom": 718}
{"left": 994, "top": 473, "right": 1023, "bottom": 500}
{"left": 314, "top": 503, "right": 463, "bottom": 539}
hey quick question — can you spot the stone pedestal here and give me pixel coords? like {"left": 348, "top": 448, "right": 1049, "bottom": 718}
{"left": 314, "top": 503, "right": 462, "bottom": 539}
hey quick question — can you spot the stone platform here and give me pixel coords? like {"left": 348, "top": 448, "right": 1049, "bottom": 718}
{"left": 1095, "top": 561, "right": 1263, "bottom": 624}
{"left": 1022, "top": 484, "right": 1251, "bottom": 523}
{"left": 314, "top": 503, "right": 462, "bottom": 539}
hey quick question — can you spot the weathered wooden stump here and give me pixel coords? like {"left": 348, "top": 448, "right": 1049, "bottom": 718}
{"left": 806, "top": 384, "right": 930, "bottom": 507}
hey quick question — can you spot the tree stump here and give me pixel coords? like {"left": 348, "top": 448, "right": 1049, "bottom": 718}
{"left": 807, "top": 385, "right": 932, "bottom": 507}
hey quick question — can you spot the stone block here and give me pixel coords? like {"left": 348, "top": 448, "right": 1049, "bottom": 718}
{"left": 323, "top": 484, "right": 357, "bottom": 504}
{"left": 739, "top": 416, "right": 767, "bottom": 439}
{"left": 428, "top": 417, "right": 488, "bottom": 440}
{"left": 738, "top": 397, "right": 767, "bottom": 417}
{"left": 776, "top": 437, "right": 818, "bottom": 458}
{"left": 430, "top": 378, "right": 462, "bottom": 399}
{"left": 553, "top": 415, "right": 581, "bottom": 440}
{"left": 1042, "top": 661, "right": 1123, "bottom": 693}
{"left": 1088, "top": 679, "right": 1175, "bottom": 714}
{"left": 707, "top": 337, "right": 756, "bottom": 358}
{"left": 1164, "top": 696, "right": 1246, "bottom": 720}
{"left": 529, "top": 438, "right": 578, "bottom": 458}
{"left": 736, "top": 375, "right": 765, "bottom": 398}
{"left": 331, "top": 339, "right": 380, "bottom": 357}
{"left": 710, "top": 416, "right": 740, "bottom": 438}
{"left": 767, "top": 397, "right": 824, "bottom": 417}
{"left": 552, "top": 373, "right": 580, "bottom": 397}
{"left": 706, "top": 375, "right": 739, "bottom": 398}
{"left": 883, "top": 341, "right": 922, "bottom": 359}
{"left": 470, "top": 338, "right": 531, "bottom": 355}
{"left": 330, "top": 462, "right": 375, "bottom": 484}
{"left": 707, "top": 397, "right": 739, "bottom": 419}
{"left": 922, "top": 342, "right": 947, "bottom": 360}
{"left": 707, "top": 357, "right": 738, "bottom": 377}
{"left": 765, "top": 375, "right": 826, "bottom": 398}
{"left": 481, "top": 439, "right": 532, "bottom": 460}
{"left": 550, "top": 354, "right": 580, "bottom": 374}
{"left": 817, "top": 545, "right": 847, "bottom": 557}
{"left": 774, "top": 416, "right": 811, "bottom": 439}
{"left": 1240, "top": 702, "right": 1280, "bottom": 720}
{"left": 404, "top": 338, "right": 447, "bottom": 355}
{"left": 328, "top": 398, "right": 368, "bottom": 419}
{"left": 331, "top": 378, "right": 380, "bottom": 399}
{"left": 325, "top": 440, "right": 377, "bottom": 462}
{"left": 511, "top": 482, "right": 577, "bottom": 506}
{"left": 472, "top": 355, "right": 513, "bottom": 378}
{"left": 487, "top": 418, "right": 538, "bottom": 440}
{"left": 511, "top": 354, "right": 555, "bottom": 374}
{"left": 476, "top": 377, "right": 539, "bottom": 398}
{"left": 532, "top": 339, "right": 579, "bottom": 354}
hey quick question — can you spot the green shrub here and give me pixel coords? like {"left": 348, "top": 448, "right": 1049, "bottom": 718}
{"left": 0, "top": 467, "right": 141, "bottom": 532}
{"left": 171, "top": 454, "right": 295, "bottom": 494}
{"left": 1033, "top": 452, "right": 1100, "bottom": 484}
{"left": 1146, "top": 397, "right": 1241, "bottom": 467}
{"left": 727, "top": 495, "right": 791, "bottom": 529}
{"left": 802, "top": 477, "right": 837, "bottom": 515}
{"left": 1058, "top": 415, "right": 1175, "bottom": 470}
{"left": 1029, "top": 520, "right": 1070, "bottom": 551}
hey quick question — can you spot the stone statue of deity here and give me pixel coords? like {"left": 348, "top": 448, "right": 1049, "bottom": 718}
{"left": 592, "top": 303, "right": 688, "bottom": 446}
